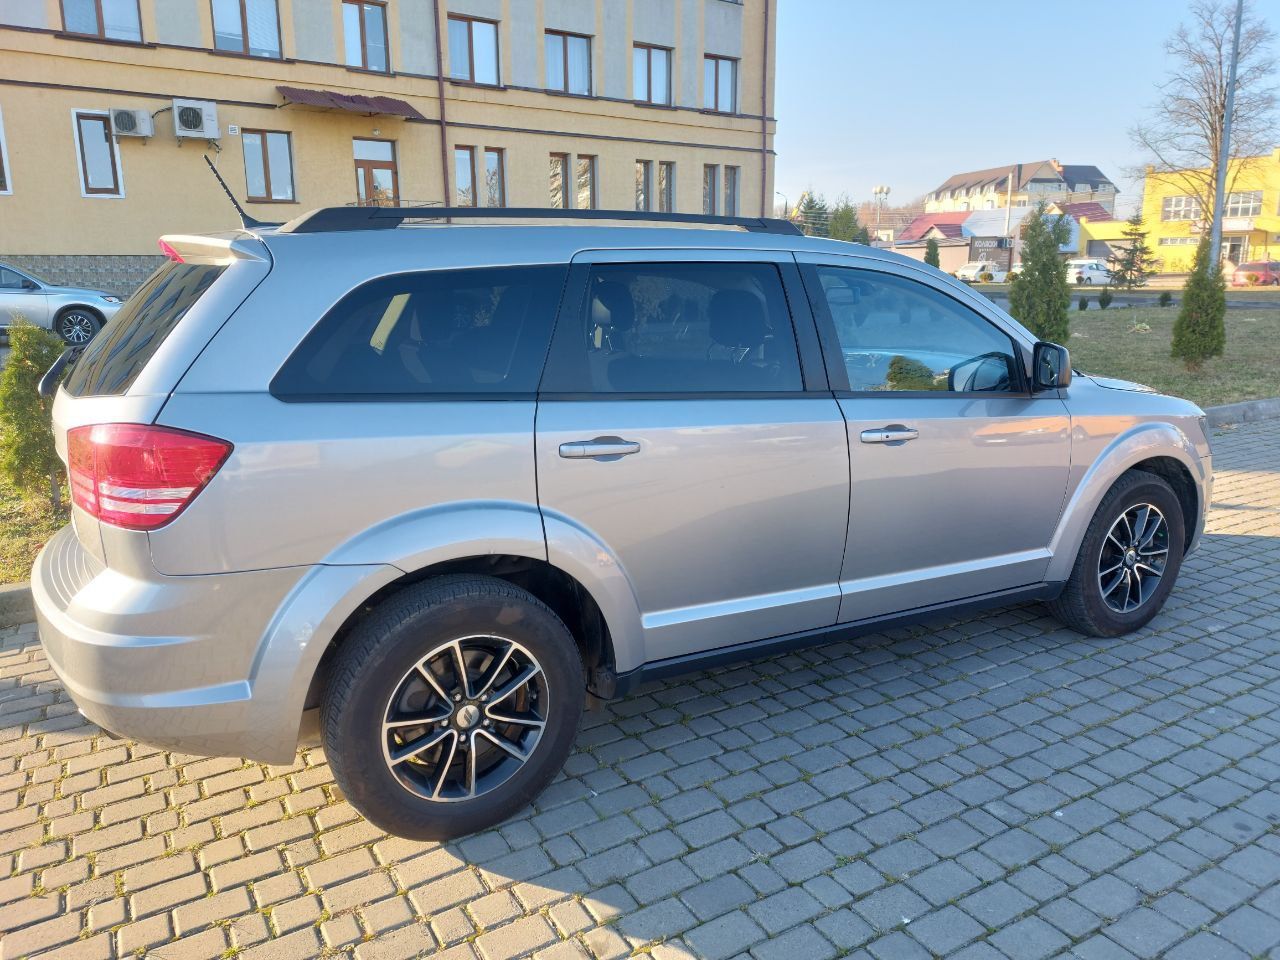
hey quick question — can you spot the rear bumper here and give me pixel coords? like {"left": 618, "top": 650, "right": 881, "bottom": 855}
{"left": 32, "top": 525, "right": 310, "bottom": 762}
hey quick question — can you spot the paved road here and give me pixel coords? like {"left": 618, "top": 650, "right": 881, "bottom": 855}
{"left": 0, "top": 419, "right": 1278, "bottom": 960}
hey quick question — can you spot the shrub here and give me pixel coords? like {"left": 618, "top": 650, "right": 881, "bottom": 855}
{"left": 1078, "top": 296, "right": 1089, "bottom": 311}
{"left": 979, "top": 272, "right": 994, "bottom": 283}
{"left": 924, "top": 238, "right": 941, "bottom": 269}
{"left": 1171, "top": 238, "right": 1226, "bottom": 370}
{"left": 1246, "top": 272, "right": 1259, "bottom": 286}
{"left": 1158, "top": 290, "right": 1174, "bottom": 307}
{"left": 1098, "top": 288, "right": 1113, "bottom": 310}
{"left": 0, "top": 322, "right": 66, "bottom": 511}
{"left": 1008, "top": 202, "right": 1072, "bottom": 343}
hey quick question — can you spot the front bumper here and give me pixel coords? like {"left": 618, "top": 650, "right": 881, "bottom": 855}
{"left": 32, "top": 525, "right": 309, "bottom": 762}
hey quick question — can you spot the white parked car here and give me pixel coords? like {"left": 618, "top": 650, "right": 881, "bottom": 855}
{"left": 1068, "top": 259, "right": 1112, "bottom": 286}
{"left": 954, "top": 261, "right": 1008, "bottom": 284}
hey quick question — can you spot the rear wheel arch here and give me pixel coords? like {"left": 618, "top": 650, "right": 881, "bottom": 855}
{"left": 305, "top": 555, "right": 619, "bottom": 712}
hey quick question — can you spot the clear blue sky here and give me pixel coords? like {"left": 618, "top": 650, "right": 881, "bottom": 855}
{"left": 773, "top": 1, "right": 1211, "bottom": 214}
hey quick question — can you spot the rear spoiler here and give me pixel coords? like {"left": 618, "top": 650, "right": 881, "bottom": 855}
{"left": 39, "top": 347, "right": 83, "bottom": 399}
{"left": 157, "top": 234, "right": 270, "bottom": 266}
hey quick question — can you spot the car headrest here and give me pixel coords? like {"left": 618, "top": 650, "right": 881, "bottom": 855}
{"left": 709, "top": 289, "right": 769, "bottom": 349}
{"left": 590, "top": 282, "right": 635, "bottom": 332}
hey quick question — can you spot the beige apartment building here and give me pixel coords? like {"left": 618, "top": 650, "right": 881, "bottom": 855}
{"left": 0, "top": 0, "right": 776, "bottom": 289}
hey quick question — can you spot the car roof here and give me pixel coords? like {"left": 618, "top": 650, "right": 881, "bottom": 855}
{"left": 249, "top": 222, "right": 924, "bottom": 269}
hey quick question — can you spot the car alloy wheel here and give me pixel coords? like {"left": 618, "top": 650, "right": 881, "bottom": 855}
{"left": 59, "top": 312, "right": 96, "bottom": 344}
{"left": 1097, "top": 502, "right": 1169, "bottom": 613}
{"left": 381, "top": 635, "right": 548, "bottom": 802}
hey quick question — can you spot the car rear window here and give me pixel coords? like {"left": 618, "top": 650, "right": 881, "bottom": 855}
{"left": 271, "top": 265, "right": 567, "bottom": 399}
{"left": 63, "top": 262, "right": 226, "bottom": 397}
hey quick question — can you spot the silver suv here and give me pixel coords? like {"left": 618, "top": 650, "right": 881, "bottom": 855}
{"left": 33, "top": 208, "right": 1212, "bottom": 840}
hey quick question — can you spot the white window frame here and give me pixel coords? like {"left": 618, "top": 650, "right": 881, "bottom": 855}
{"left": 1225, "top": 190, "right": 1262, "bottom": 218}
{"left": 0, "top": 105, "right": 12, "bottom": 195}
{"left": 70, "top": 108, "right": 125, "bottom": 200}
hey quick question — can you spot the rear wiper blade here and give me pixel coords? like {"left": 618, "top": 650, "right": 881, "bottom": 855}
{"left": 38, "top": 346, "right": 84, "bottom": 399}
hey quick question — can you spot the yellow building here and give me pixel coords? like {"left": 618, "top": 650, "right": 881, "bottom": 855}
{"left": 0, "top": 0, "right": 776, "bottom": 290}
{"left": 1141, "top": 147, "right": 1280, "bottom": 274}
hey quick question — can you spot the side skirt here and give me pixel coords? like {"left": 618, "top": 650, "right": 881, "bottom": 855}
{"left": 608, "top": 582, "right": 1064, "bottom": 698}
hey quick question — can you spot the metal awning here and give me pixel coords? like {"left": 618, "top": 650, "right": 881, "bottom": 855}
{"left": 276, "top": 85, "right": 427, "bottom": 121}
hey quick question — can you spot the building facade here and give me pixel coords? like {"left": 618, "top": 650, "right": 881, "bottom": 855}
{"left": 1141, "top": 148, "right": 1280, "bottom": 274}
{"left": 923, "top": 160, "right": 1116, "bottom": 216}
{"left": 0, "top": 0, "right": 776, "bottom": 289}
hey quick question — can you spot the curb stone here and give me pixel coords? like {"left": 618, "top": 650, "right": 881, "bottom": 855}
{"left": 0, "top": 399, "right": 1276, "bottom": 631}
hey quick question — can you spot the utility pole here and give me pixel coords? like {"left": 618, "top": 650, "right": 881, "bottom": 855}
{"left": 1209, "top": 0, "right": 1245, "bottom": 267}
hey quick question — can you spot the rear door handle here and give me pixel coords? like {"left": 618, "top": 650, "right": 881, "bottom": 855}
{"left": 558, "top": 437, "right": 641, "bottom": 460}
{"left": 860, "top": 426, "right": 919, "bottom": 444}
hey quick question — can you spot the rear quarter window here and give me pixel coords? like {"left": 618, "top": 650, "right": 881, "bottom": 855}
{"left": 63, "top": 262, "right": 226, "bottom": 397}
{"left": 270, "top": 265, "right": 567, "bottom": 399}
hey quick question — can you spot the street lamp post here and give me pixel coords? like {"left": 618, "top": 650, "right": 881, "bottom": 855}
{"left": 775, "top": 191, "right": 790, "bottom": 220}
{"left": 872, "top": 185, "right": 890, "bottom": 240}
{"left": 1209, "top": 0, "right": 1245, "bottom": 267}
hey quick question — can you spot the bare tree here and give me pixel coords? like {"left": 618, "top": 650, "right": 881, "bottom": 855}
{"left": 1132, "top": 0, "right": 1276, "bottom": 216}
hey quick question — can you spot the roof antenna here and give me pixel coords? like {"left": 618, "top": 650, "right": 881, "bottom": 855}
{"left": 203, "top": 154, "right": 273, "bottom": 229}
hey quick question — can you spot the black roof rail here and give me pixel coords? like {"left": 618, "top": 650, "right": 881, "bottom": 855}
{"left": 277, "top": 206, "right": 803, "bottom": 236}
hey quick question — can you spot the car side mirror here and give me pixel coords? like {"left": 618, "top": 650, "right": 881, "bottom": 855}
{"left": 21, "top": 278, "right": 38, "bottom": 290}
{"left": 1032, "top": 342, "right": 1071, "bottom": 391}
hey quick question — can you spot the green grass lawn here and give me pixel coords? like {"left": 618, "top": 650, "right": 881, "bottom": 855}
{"left": 1067, "top": 305, "right": 1280, "bottom": 408}
{"left": 0, "top": 474, "right": 65, "bottom": 585}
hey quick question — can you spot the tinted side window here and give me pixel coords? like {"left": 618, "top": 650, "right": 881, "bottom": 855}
{"left": 544, "top": 262, "right": 803, "bottom": 393}
{"left": 272, "top": 265, "right": 567, "bottom": 398}
{"left": 812, "top": 266, "right": 1020, "bottom": 393}
{"left": 64, "top": 262, "right": 226, "bottom": 397}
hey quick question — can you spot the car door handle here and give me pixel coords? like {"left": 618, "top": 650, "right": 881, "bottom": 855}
{"left": 860, "top": 426, "right": 919, "bottom": 444}
{"left": 558, "top": 437, "right": 642, "bottom": 460}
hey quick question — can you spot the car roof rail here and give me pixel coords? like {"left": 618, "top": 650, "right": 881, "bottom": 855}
{"left": 276, "top": 206, "right": 804, "bottom": 236}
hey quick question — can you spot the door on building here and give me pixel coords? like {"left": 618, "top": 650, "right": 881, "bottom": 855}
{"left": 1222, "top": 236, "right": 1247, "bottom": 267}
{"left": 353, "top": 138, "right": 399, "bottom": 206}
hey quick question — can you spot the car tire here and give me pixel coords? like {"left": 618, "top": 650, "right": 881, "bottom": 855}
{"left": 1046, "top": 470, "right": 1185, "bottom": 638}
{"left": 322, "top": 574, "right": 585, "bottom": 840}
{"left": 56, "top": 308, "right": 100, "bottom": 345}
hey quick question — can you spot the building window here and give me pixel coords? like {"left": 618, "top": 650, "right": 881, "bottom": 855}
{"left": 454, "top": 146, "right": 477, "bottom": 206}
{"left": 484, "top": 148, "right": 505, "bottom": 207}
{"left": 1158, "top": 237, "right": 1198, "bottom": 246}
{"left": 353, "top": 138, "right": 397, "bottom": 206}
{"left": 703, "top": 55, "right": 738, "bottom": 113}
{"left": 550, "top": 152, "right": 569, "bottom": 208}
{"left": 0, "top": 106, "right": 10, "bottom": 195}
{"left": 633, "top": 44, "right": 671, "bottom": 105}
{"left": 449, "top": 15, "right": 499, "bottom": 85}
{"left": 1161, "top": 195, "right": 1202, "bottom": 222}
{"left": 703, "top": 164, "right": 719, "bottom": 215}
{"left": 343, "top": 1, "right": 388, "bottom": 72}
{"left": 576, "top": 155, "right": 597, "bottom": 210}
{"left": 62, "top": 0, "right": 141, "bottom": 40}
{"left": 658, "top": 161, "right": 674, "bottom": 212}
{"left": 242, "top": 129, "right": 293, "bottom": 202}
{"left": 1225, "top": 190, "right": 1262, "bottom": 218}
{"left": 73, "top": 111, "right": 122, "bottom": 197}
{"left": 636, "top": 160, "right": 652, "bottom": 211}
{"left": 723, "top": 165, "right": 739, "bottom": 215}
{"left": 546, "top": 30, "right": 591, "bottom": 95}
{"left": 212, "top": 0, "right": 281, "bottom": 57}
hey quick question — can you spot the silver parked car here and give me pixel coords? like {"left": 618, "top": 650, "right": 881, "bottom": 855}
{"left": 32, "top": 209, "right": 1212, "bottom": 839}
{"left": 0, "top": 261, "right": 125, "bottom": 343}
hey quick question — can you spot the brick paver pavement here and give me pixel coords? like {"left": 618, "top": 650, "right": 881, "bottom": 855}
{"left": 1, "top": 418, "right": 1279, "bottom": 959}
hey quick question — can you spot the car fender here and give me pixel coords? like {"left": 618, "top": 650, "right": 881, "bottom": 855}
{"left": 1045, "top": 421, "right": 1207, "bottom": 583}
{"left": 542, "top": 508, "right": 646, "bottom": 674}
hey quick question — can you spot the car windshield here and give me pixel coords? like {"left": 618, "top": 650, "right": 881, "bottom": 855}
{"left": 1239, "top": 263, "right": 1268, "bottom": 271}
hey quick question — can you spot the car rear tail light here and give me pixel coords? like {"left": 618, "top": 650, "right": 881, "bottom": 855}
{"left": 67, "top": 423, "right": 232, "bottom": 530}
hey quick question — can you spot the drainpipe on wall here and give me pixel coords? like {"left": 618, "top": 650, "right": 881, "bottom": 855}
{"left": 432, "top": 0, "right": 452, "bottom": 221}
{"left": 760, "top": 0, "right": 770, "bottom": 218}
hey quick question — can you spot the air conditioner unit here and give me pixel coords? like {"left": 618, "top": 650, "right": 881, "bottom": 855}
{"left": 172, "top": 98, "right": 220, "bottom": 139}
{"left": 110, "top": 108, "right": 154, "bottom": 138}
